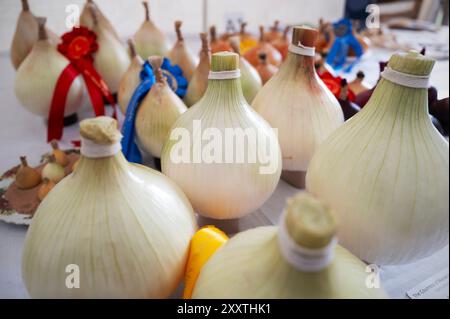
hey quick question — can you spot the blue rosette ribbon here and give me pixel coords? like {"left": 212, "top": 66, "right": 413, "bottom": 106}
{"left": 121, "top": 58, "right": 187, "bottom": 163}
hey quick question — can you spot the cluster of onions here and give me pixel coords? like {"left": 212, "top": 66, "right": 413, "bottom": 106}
{"left": 252, "top": 26, "right": 343, "bottom": 188}
{"left": 133, "top": 1, "right": 170, "bottom": 58}
{"left": 10, "top": 0, "right": 60, "bottom": 70}
{"left": 136, "top": 56, "right": 187, "bottom": 159}
{"left": 14, "top": 141, "right": 73, "bottom": 202}
{"left": 118, "top": 39, "right": 143, "bottom": 115}
{"left": 168, "top": 21, "right": 197, "bottom": 81}
{"left": 14, "top": 17, "right": 83, "bottom": 118}
{"left": 255, "top": 52, "right": 278, "bottom": 84}
{"left": 89, "top": 8, "right": 130, "bottom": 94}
{"left": 80, "top": 0, "right": 120, "bottom": 41}
{"left": 184, "top": 33, "right": 210, "bottom": 107}
{"left": 306, "top": 51, "right": 449, "bottom": 265}
{"left": 244, "top": 26, "right": 282, "bottom": 67}
{"left": 209, "top": 26, "right": 232, "bottom": 53}
{"left": 161, "top": 52, "right": 281, "bottom": 220}
{"left": 192, "top": 193, "right": 387, "bottom": 298}
{"left": 22, "top": 116, "right": 197, "bottom": 298}
{"left": 229, "top": 37, "right": 262, "bottom": 104}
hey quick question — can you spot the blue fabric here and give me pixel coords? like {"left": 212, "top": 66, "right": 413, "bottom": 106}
{"left": 121, "top": 58, "right": 187, "bottom": 163}
{"left": 326, "top": 18, "right": 363, "bottom": 72}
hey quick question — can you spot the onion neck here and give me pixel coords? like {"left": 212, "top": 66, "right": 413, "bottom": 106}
{"left": 76, "top": 152, "right": 129, "bottom": 179}
{"left": 366, "top": 78, "right": 430, "bottom": 123}
{"left": 201, "top": 78, "right": 246, "bottom": 110}
{"left": 282, "top": 52, "right": 317, "bottom": 79}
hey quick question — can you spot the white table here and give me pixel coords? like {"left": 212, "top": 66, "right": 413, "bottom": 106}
{"left": 0, "top": 29, "right": 449, "bottom": 299}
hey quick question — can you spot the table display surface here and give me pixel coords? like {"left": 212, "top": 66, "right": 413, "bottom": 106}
{"left": 0, "top": 28, "right": 448, "bottom": 299}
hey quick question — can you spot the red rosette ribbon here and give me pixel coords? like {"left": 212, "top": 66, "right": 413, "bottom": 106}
{"left": 47, "top": 26, "right": 117, "bottom": 142}
{"left": 319, "top": 71, "right": 355, "bottom": 102}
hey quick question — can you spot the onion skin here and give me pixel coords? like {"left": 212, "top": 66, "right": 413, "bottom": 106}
{"left": 252, "top": 26, "right": 344, "bottom": 173}
{"left": 16, "top": 156, "right": 41, "bottom": 190}
{"left": 118, "top": 40, "right": 143, "bottom": 115}
{"left": 91, "top": 9, "right": 130, "bottom": 94}
{"left": 168, "top": 21, "right": 197, "bottom": 81}
{"left": 306, "top": 52, "right": 449, "bottom": 265}
{"left": 255, "top": 53, "right": 278, "bottom": 84}
{"left": 184, "top": 33, "right": 210, "bottom": 107}
{"left": 79, "top": 0, "right": 120, "bottom": 41}
{"left": 244, "top": 26, "right": 282, "bottom": 67}
{"left": 22, "top": 117, "right": 197, "bottom": 298}
{"left": 14, "top": 18, "right": 83, "bottom": 118}
{"left": 10, "top": 0, "right": 60, "bottom": 70}
{"left": 209, "top": 26, "right": 232, "bottom": 53}
{"left": 136, "top": 57, "right": 187, "bottom": 158}
{"left": 162, "top": 52, "right": 281, "bottom": 220}
{"left": 133, "top": 1, "right": 170, "bottom": 58}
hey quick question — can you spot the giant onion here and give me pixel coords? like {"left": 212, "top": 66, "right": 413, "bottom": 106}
{"left": 192, "top": 193, "right": 387, "bottom": 298}
{"left": 306, "top": 51, "right": 449, "bottom": 265}
{"left": 167, "top": 21, "right": 197, "bottom": 81}
{"left": 252, "top": 26, "right": 343, "bottom": 188}
{"left": 22, "top": 116, "right": 197, "bottom": 298}
{"left": 161, "top": 52, "right": 281, "bottom": 220}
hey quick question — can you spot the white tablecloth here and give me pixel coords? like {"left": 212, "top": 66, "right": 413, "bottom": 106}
{"left": 0, "top": 29, "right": 448, "bottom": 299}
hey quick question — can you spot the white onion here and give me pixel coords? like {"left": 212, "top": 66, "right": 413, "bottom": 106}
{"left": 22, "top": 116, "right": 197, "bottom": 298}
{"left": 161, "top": 52, "right": 281, "bottom": 220}
{"left": 306, "top": 51, "right": 449, "bottom": 265}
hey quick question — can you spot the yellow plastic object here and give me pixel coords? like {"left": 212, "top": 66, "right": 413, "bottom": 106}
{"left": 183, "top": 226, "right": 228, "bottom": 299}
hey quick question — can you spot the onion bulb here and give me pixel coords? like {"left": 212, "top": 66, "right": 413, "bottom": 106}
{"left": 229, "top": 37, "right": 262, "bottom": 104}
{"left": 184, "top": 33, "right": 210, "bottom": 107}
{"left": 192, "top": 193, "right": 387, "bottom": 299}
{"left": 22, "top": 116, "right": 197, "bottom": 298}
{"left": 167, "top": 21, "right": 197, "bottom": 81}
{"left": 10, "top": 0, "right": 60, "bottom": 70}
{"left": 243, "top": 26, "right": 282, "bottom": 67}
{"left": 37, "top": 178, "right": 55, "bottom": 201}
{"left": 161, "top": 52, "right": 281, "bottom": 220}
{"left": 16, "top": 156, "right": 41, "bottom": 190}
{"left": 265, "top": 20, "right": 282, "bottom": 42}
{"left": 271, "top": 26, "right": 290, "bottom": 60}
{"left": 255, "top": 52, "right": 278, "bottom": 84}
{"left": 209, "top": 26, "right": 232, "bottom": 54}
{"left": 118, "top": 39, "right": 143, "bottom": 115}
{"left": 306, "top": 51, "right": 449, "bottom": 265}
{"left": 42, "top": 155, "right": 65, "bottom": 183}
{"left": 136, "top": 56, "right": 187, "bottom": 158}
{"left": 252, "top": 26, "right": 343, "bottom": 188}
{"left": 90, "top": 8, "right": 130, "bottom": 93}
{"left": 14, "top": 17, "right": 83, "bottom": 118}
{"left": 79, "top": 0, "right": 120, "bottom": 41}
{"left": 50, "top": 140, "right": 69, "bottom": 167}
{"left": 349, "top": 71, "right": 370, "bottom": 95}
{"left": 133, "top": 1, "right": 170, "bottom": 58}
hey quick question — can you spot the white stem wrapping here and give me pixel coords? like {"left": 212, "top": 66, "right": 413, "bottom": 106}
{"left": 278, "top": 211, "right": 337, "bottom": 272}
{"left": 80, "top": 137, "right": 121, "bottom": 158}
{"left": 288, "top": 42, "right": 315, "bottom": 57}
{"left": 208, "top": 70, "right": 241, "bottom": 80}
{"left": 381, "top": 67, "right": 430, "bottom": 88}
